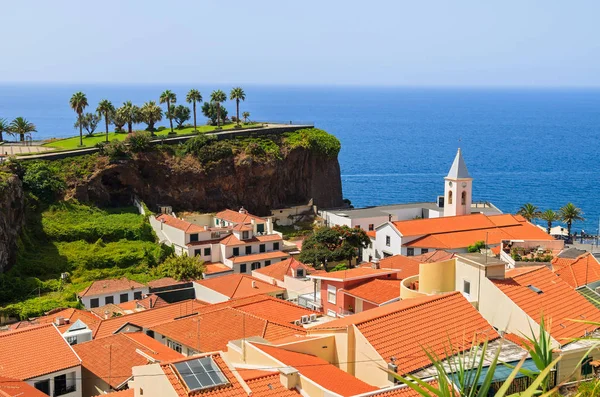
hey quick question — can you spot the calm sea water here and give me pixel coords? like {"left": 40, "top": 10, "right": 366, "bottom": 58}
{"left": 1, "top": 84, "right": 599, "bottom": 232}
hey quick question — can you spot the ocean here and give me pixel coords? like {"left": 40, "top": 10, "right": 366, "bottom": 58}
{"left": 1, "top": 84, "right": 599, "bottom": 232}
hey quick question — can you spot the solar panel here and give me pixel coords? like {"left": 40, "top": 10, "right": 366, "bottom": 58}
{"left": 174, "top": 357, "right": 229, "bottom": 391}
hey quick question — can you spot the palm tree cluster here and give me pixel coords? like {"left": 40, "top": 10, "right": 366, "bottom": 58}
{"left": 0, "top": 117, "right": 37, "bottom": 142}
{"left": 518, "top": 202, "right": 584, "bottom": 236}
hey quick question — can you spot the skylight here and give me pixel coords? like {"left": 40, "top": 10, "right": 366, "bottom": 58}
{"left": 526, "top": 285, "right": 543, "bottom": 294}
{"left": 174, "top": 357, "right": 229, "bottom": 391}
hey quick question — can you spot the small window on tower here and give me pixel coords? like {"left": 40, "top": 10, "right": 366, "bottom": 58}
{"left": 448, "top": 191, "right": 453, "bottom": 204}
{"left": 461, "top": 191, "right": 467, "bottom": 205}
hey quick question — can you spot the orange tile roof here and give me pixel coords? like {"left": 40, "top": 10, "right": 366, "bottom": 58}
{"left": 0, "top": 377, "right": 48, "bottom": 397}
{"left": 244, "top": 372, "right": 301, "bottom": 396}
{"left": 236, "top": 369, "right": 277, "bottom": 381}
{"left": 229, "top": 296, "right": 319, "bottom": 323}
{"left": 393, "top": 213, "right": 501, "bottom": 236}
{"left": 216, "top": 209, "right": 265, "bottom": 225}
{"left": 94, "top": 300, "right": 207, "bottom": 339}
{"left": 96, "top": 390, "right": 134, "bottom": 397}
{"left": 155, "top": 214, "right": 206, "bottom": 233}
{"left": 310, "top": 292, "right": 499, "bottom": 375}
{"left": 220, "top": 233, "right": 281, "bottom": 246}
{"left": 161, "top": 353, "right": 247, "bottom": 397}
{"left": 343, "top": 279, "right": 402, "bottom": 305}
{"left": 492, "top": 266, "right": 600, "bottom": 343}
{"left": 252, "top": 343, "right": 377, "bottom": 396}
{"left": 8, "top": 308, "right": 102, "bottom": 333}
{"left": 230, "top": 251, "right": 289, "bottom": 264}
{"left": 150, "top": 307, "right": 304, "bottom": 352}
{"left": 232, "top": 223, "right": 253, "bottom": 231}
{"left": 148, "top": 277, "right": 189, "bottom": 289}
{"left": 0, "top": 324, "right": 81, "bottom": 380}
{"left": 367, "top": 230, "right": 376, "bottom": 238}
{"left": 252, "top": 257, "right": 309, "bottom": 281}
{"left": 308, "top": 267, "right": 399, "bottom": 281}
{"left": 503, "top": 333, "right": 534, "bottom": 350}
{"left": 370, "top": 381, "right": 441, "bottom": 396}
{"left": 411, "top": 250, "right": 456, "bottom": 263}
{"left": 79, "top": 277, "right": 146, "bottom": 298}
{"left": 376, "top": 255, "right": 421, "bottom": 278}
{"left": 195, "top": 274, "right": 285, "bottom": 299}
{"left": 203, "top": 262, "right": 233, "bottom": 275}
{"left": 74, "top": 333, "right": 183, "bottom": 388}
{"left": 552, "top": 253, "right": 600, "bottom": 288}
{"left": 136, "top": 294, "right": 169, "bottom": 310}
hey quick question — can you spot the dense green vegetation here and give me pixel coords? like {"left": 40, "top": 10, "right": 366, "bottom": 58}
{"left": 283, "top": 128, "right": 341, "bottom": 157}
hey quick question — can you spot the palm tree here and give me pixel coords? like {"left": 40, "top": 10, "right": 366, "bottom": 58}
{"left": 9, "top": 117, "right": 36, "bottom": 142}
{"left": 559, "top": 203, "right": 584, "bottom": 237}
{"left": 0, "top": 118, "right": 9, "bottom": 142}
{"left": 518, "top": 203, "right": 541, "bottom": 223}
{"left": 96, "top": 100, "right": 115, "bottom": 143}
{"left": 69, "top": 92, "right": 88, "bottom": 147}
{"left": 186, "top": 89, "right": 202, "bottom": 132}
{"left": 159, "top": 90, "right": 177, "bottom": 133}
{"left": 210, "top": 90, "right": 227, "bottom": 127}
{"left": 121, "top": 101, "right": 141, "bottom": 134}
{"left": 242, "top": 111, "right": 250, "bottom": 124}
{"left": 229, "top": 87, "right": 246, "bottom": 125}
{"left": 540, "top": 209, "right": 560, "bottom": 235}
{"left": 140, "top": 101, "right": 163, "bottom": 133}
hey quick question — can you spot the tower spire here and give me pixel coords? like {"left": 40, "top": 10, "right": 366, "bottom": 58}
{"left": 446, "top": 148, "right": 471, "bottom": 179}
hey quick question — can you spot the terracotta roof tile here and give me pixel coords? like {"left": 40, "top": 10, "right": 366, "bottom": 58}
{"left": 252, "top": 258, "right": 309, "bottom": 281}
{"left": 136, "top": 294, "right": 169, "bottom": 310}
{"left": 376, "top": 255, "right": 422, "bottom": 278}
{"left": 230, "top": 251, "right": 289, "bottom": 264}
{"left": 96, "top": 389, "right": 134, "bottom": 397}
{"left": 552, "top": 253, "right": 600, "bottom": 288}
{"left": 411, "top": 250, "right": 456, "bottom": 263}
{"left": 252, "top": 343, "right": 377, "bottom": 396}
{"left": 216, "top": 209, "right": 265, "bottom": 225}
{"left": 195, "top": 275, "right": 285, "bottom": 299}
{"left": 220, "top": 234, "right": 282, "bottom": 246}
{"left": 370, "top": 381, "right": 440, "bottom": 396}
{"left": 236, "top": 369, "right": 277, "bottom": 381}
{"left": 155, "top": 214, "right": 206, "bottom": 233}
{"left": 492, "top": 266, "right": 600, "bottom": 343}
{"left": 74, "top": 333, "right": 183, "bottom": 388}
{"left": 230, "top": 297, "right": 319, "bottom": 324}
{"left": 343, "top": 279, "right": 402, "bottom": 305}
{"left": 0, "top": 324, "right": 81, "bottom": 380}
{"left": 79, "top": 278, "right": 145, "bottom": 298}
{"left": 244, "top": 372, "right": 301, "bottom": 396}
{"left": 203, "top": 262, "right": 233, "bottom": 275}
{"left": 8, "top": 308, "right": 102, "bottom": 334}
{"left": 308, "top": 267, "right": 399, "bottom": 281}
{"left": 148, "top": 277, "right": 189, "bottom": 289}
{"left": 0, "top": 377, "right": 48, "bottom": 397}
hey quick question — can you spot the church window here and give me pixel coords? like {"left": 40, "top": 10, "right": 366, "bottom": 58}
{"left": 448, "top": 191, "right": 453, "bottom": 204}
{"left": 461, "top": 191, "right": 467, "bottom": 205}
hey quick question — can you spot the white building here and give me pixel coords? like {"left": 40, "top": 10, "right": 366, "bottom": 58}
{"left": 78, "top": 278, "right": 149, "bottom": 309}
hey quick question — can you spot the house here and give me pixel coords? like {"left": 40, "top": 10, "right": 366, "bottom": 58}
{"left": 0, "top": 324, "right": 82, "bottom": 397}
{"left": 6, "top": 308, "right": 102, "bottom": 339}
{"left": 551, "top": 252, "right": 600, "bottom": 288}
{"left": 73, "top": 332, "right": 182, "bottom": 397}
{"left": 149, "top": 208, "right": 288, "bottom": 276}
{"left": 193, "top": 274, "right": 286, "bottom": 303}
{"left": 307, "top": 267, "right": 401, "bottom": 317}
{"left": 78, "top": 278, "right": 149, "bottom": 309}
{"left": 0, "top": 377, "right": 49, "bottom": 397}
{"left": 252, "top": 258, "right": 316, "bottom": 301}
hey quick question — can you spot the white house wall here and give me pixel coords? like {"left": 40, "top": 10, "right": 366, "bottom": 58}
{"left": 81, "top": 287, "right": 149, "bottom": 309}
{"left": 26, "top": 366, "right": 82, "bottom": 397}
{"left": 192, "top": 282, "right": 231, "bottom": 303}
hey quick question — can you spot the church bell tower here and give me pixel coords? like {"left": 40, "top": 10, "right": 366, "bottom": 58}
{"left": 444, "top": 148, "right": 473, "bottom": 217}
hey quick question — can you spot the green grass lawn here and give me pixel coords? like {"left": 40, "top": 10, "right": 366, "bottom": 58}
{"left": 43, "top": 123, "right": 262, "bottom": 150}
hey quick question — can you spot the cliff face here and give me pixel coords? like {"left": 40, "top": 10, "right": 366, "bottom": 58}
{"left": 70, "top": 147, "right": 344, "bottom": 215}
{"left": 0, "top": 174, "right": 25, "bottom": 272}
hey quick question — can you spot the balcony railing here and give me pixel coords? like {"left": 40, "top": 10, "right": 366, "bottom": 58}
{"left": 297, "top": 293, "right": 322, "bottom": 311}
{"left": 54, "top": 384, "right": 76, "bottom": 397}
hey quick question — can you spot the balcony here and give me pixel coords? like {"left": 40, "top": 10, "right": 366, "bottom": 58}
{"left": 54, "top": 384, "right": 76, "bottom": 397}
{"left": 297, "top": 293, "right": 322, "bottom": 311}
{"left": 400, "top": 275, "right": 427, "bottom": 300}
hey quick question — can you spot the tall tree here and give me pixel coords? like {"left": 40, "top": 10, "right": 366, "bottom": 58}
{"left": 69, "top": 92, "right": 88, "bottom": 146}
{"left": 229, "top": 87, "right": 246, "bottom": 125}
{"left": 559, "top": 203, "right": 584, "bottom": 237}
{"left": 540, "top": 209, "right": 560, "bottom": 235}
{"left": 9, "top": 117, "right": 37, "bottom": 142}
{"left": 140, "top": 101, "right": 163, "bottom": 133}
{"left": 113, "top": 108, "right": 127, "bottom": 132}
{"left": 96, "top": 99, "right": 115, "bottom": 143}
{"left": 210, "top": 90, "right": 227, "bottom": 127}
{"left": 159, "top": 90, "right": 177, "bottom": 133}
{"left": 121, "top": 101, "right": 141, "bottom": 134}
{"left": 169, "top": 105, "right": 191, "bottom": 129}
{"left": 74, "top": 113, "right": 101, "bottom": 136}
{"left": 517, "top": 203, "right": 541, "bottom": 223}
{"left": 0, "top": 118, "right": 9, "bottom": 142}
{"left": 186, "top": 89, "right": 202, "bottom": 132}
{"left": 242, "top": 111, "right": 250, "bottom": 123}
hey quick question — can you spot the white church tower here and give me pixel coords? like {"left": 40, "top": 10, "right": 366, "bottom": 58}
{"left": 444, "top": 148, "right": 473, "bottom": 217}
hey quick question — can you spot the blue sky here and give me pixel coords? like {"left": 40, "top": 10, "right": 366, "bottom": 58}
{"left": 2, "top": 0, "right": 599, "bottom": 86}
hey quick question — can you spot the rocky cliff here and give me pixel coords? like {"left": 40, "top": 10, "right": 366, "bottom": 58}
{"left": 0, "top": 173, "right": 25, "bottom": 272}
{"left": 69, "top": 135, "right": 344, "bottom": 215}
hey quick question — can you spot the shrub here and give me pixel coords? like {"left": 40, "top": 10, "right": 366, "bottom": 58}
{"left": 155, "top": 254, "right": 205, "bottom": 280}
{"left": 196, "top": 141, "right": 233, "bottom": 163}
{"left": 467, "top": 240, "right": 486, "bottom": 253}
{"left": 102, "top": 140, "right": 128, "bottom": 161}
{"left": 125, "top": 131, "right": 152, "bottom": 153}
{"left": 183, "top": 134, "right": 216, "bottom": 156}
{"left": 284, "top": 128, "right": 341, "bottom": 157}
{"left": 330, "top": 263, "right": 349, "bottom": 272}
{"left": 21, "top": 161, "right": 66, "bottom": 202}
{"left": 157, "top": 126, "right": 167, "bottom": 132}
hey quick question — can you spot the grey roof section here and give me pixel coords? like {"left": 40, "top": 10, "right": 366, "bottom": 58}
{"left": 321, "top": 202, "right": 441, "bottom": 219}
{"left": 557, "top": 247, "right": 587, "bottom": 259}
{"left": 446, "top": 148, "right": 472, "bottom": 179}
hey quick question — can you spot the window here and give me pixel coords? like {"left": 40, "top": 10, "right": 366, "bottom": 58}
{"left": 54, "top": 373, "right": 76, "bottom": 396}
{"left": 383, "top": 252, "right": 392, "bottom": 258}
{"left": 463, "top": 280, "right": 471, "bottom": 296}
{"left": 194, "top": 249, "right": 202, "bottom": 257}
{"left": 66, "top": 335, "right": 78, "bottom": 345}
{"left": 407, "top": 248, "right": 414, "bottom": 256}
{"left": 245, "top": 246, "right": 252, "bottom": 255}
{"left": 242, "top": 231, "right": 249, "bottom": 240}
{"left": 273, "top": 242, "right": 279, "bottom": 250}
{"left": 190, "top": 233, "right": 199, "bottom": 242}
{"left": 421, "top": 248, "right": 428, "bottom": 254}
{"left": 90, "top": 298, "right": 99, "bottom": 308}
{"left": 251, "top": 262, "right": 261, "bottom": 270}
{"left": 296, "top": 269, "right": 304, "bottom": 278}
{"left": 386, "top": 236, "right": 391, "bottom": 247}
{"left": 257, "top": 223, "right": 265, "bottom": 233}
{"left": 233, "top": 247, "right": 240, "bottom": 256}
{"left": 259, "top": 244, "right": 266, "bottom": 253}
{"left": 240, "top": 264, "right": 247, "bottom": 273}
{"left": 448, "top": 191, "right": 453, "bottom": 204}
{"left": 582, "top": 356, "right": 594, "bottom": 377}
{"left": 461, "top": 191, "right": 467, "bottom": 205}
{"left": 146, "top": 330, "right": 155, "bottom": 338}
{"left": 368, "top": 224, "right": 374, "bottom": 231}
{"left": 120, "top": 293, "right": 129, "bottom": 303}
{"left": 168, "top": 340, "right": 183, "bottom": 353}
{"left": 34, "top": 380, "right": 50, "bottom": 395}
{"left": 105, "top": 296, "right": 114, "bottom": 305}
{"left": 276, "top": 293, "right": 285, "bottom": 299}
{"left": 327, "top": 309, "right": 337, "bottom": 318}
{"left": 204, "top": 247, "right": 211, "bottom": 256}
{"left": 265, "top": 260, "right": 271, "bottom": 266}
{"left": 134, "top": 291, "right": 142, "bottom": 300}
{"left": 327, "top": 285, "right": 337, "bottom": 304}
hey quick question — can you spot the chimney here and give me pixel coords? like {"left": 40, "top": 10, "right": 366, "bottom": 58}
{"left": 279, "top": 367, "right": 299, "bottom": 390}
{"left": 54, "top": 317, "right": 65, "bottom": 326}
{"left": 251, "top": 281, "right": 257, "bottom": 289}
{"left": 266, "top": 218, "right": 273, "bottom": 234}
{"left": 204, "top": 225, "right": 208, "bottom": 231}
{"left": 104, "top": 310, "right": 110, "bottom": 320}
{"left": 239, "top": 207, "right": 248, "bottom": 214}
{"left": 371, "top": 258, "right": 380, "bottom": 269}
{"left": 251, "top": 219, "right": 256, "bottom": 234}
